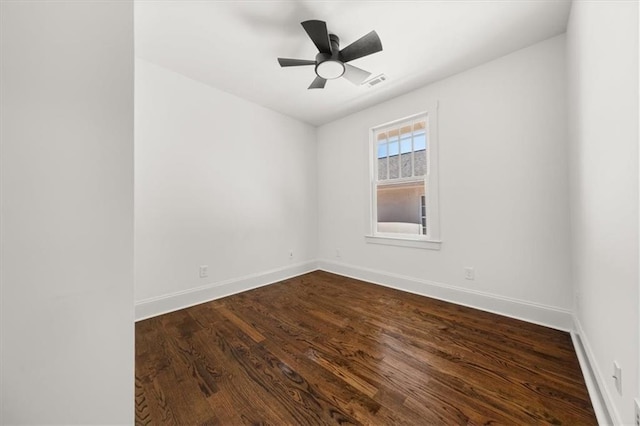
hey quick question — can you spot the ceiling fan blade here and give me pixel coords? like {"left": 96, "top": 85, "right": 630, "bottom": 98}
{"left": 339, "top": 30, "right": 383, "bottom": 63}
{"left": 278, "top": 58, "right": 316, "bottom": 67}
{"left": 301, "top": 20, "right": 332, "bottom": 54}
{"left": 342, "top": 63, "right": 372, "bottom": 85}
{"left": 308, "top": 76, "right": 327, "bottom": 89}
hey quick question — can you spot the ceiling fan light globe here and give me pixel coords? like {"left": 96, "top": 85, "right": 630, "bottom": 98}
{"left": 316, "top": 60, "right": 345, "bottom": 80}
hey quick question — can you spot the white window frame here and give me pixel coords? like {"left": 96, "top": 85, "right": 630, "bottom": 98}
{"left": 365, "top": 102, "right": 441, "bottom": 250}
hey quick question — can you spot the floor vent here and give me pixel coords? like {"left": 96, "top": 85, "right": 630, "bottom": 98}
{"left": 364, "top": 74, "right": 387, "bottom": 88}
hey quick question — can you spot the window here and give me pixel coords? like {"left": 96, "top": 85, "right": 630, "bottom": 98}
{"left": 367, "top": 105, "right": 440, "bottom": 249}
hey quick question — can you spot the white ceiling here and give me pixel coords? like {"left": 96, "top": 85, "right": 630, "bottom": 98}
{"left": 135, "top": 0, "right": 571, "bottom": 126}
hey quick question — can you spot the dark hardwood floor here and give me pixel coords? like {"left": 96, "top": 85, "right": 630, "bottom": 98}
{"left": 135, "top": 271, "right": 596, "bottom": 425}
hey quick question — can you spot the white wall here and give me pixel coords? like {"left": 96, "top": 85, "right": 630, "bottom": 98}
{"left": 1, "top": 1, "right": 134, "bottom": 424}
{"left": 317, "top": 36, "right": 573, "bottom": 326}
{"left": 135, "top": 59, "right": 317, "bottom": 316}
{"left": 566, "top": 1, "right": 639, "bottom": 424}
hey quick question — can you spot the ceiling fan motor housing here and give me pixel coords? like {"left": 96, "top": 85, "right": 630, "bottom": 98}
{"left": 315, "top": 34, "right": 345, "bottom": 79}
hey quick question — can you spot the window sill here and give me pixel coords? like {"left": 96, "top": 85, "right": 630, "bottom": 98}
{"left": 365, "top": 235, "right": 442, "bottom": 250}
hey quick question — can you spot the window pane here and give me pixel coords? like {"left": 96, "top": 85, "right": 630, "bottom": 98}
{"left": 400, "top": 125, "right": 412, "bottom": 154}
{"left": 414, "top": 149, "right": 426, "bottom": 176}
{"left": 388, "top": 154, "right": 399, "bottom": 179}
{"left": 378, "top": 157, "right": 387, "bottom": 180}
{"left": 413, "top": 131, "right": 426, "bottom": 151}
{"left": 376, "top": 181, "right": 425, "bottom": 234}
{"left": 400, "top": 136, "right": 411, "bottom": 154}
{"left": 388, "top": 139, "right": 399, "bottom": 156}
{"left": 377, "top": 132, "right": 388, "bottom": 179}
{"left": 377, "top": 141, "right": 388, "bottom": 159}
{"left": 400, "top": 152, "right": 412, "bottom": 178}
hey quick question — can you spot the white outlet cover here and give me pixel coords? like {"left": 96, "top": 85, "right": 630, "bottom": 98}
{"left": 464, "top": 267, "right": 475, "bottom": 280}
{"left": 199, "top": 265, "right": 208, "bottom": 278}
{"left": 613, "top": 361, "right": 622, "bottom": 395}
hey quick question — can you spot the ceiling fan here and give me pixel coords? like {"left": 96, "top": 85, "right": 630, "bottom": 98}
{"left": 277, "top": 20, "right": 383, "bottom": 89}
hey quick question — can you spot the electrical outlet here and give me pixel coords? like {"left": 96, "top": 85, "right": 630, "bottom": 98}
{"left": 634, "top": 398, "right": 639, "bottom": 426}
{"left": 613, "top": 361, "right": 622, "bottom": 395}
{"left": 199, "top": 265, "right": 208, "bottom": 279}
{"left": 464, "top": 267, "right": 475, "bottom": 280}
{"left": 336, "top": 249, "right": 341, "bottom": 258}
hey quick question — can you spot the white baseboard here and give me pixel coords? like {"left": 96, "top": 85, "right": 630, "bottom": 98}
{"left": 317, "top": 259, "right": 574, "bottom": 331}
{"left": 572, "top": 316, "right": 619, "bottom": 425}
{"left": 137, "top": 259, "right": 574, "bottom": 331}
{"left": 135, "top": 260, "right": 318, "bottom": 321}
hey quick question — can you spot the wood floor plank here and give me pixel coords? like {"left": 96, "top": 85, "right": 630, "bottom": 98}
{"left": 189, "top": 304, "right": 360, "bottom": 425}
{"left": 135, "top": 271, "right": 596, "bottom": 425}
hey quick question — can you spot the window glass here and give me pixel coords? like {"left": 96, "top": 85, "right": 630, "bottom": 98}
{"left": 377, "top": 142, "right": 388, "bottom": 159}
{"left": 388, "top": 138, "right": 399, "bottom": 156}
{"left": 414, "top": 149, "right": 427, "bottom": 176}
{"left": 374, "top": 117, "right": 428, "bottom": 235}
{"left": 400, "top": 125, "right": 412, "bottom": 154}
{"left": 376, "top": 182, "right": 425, "bottom": 235}
{"left": 413, "top": 132, "right": 426, "bottom": 151}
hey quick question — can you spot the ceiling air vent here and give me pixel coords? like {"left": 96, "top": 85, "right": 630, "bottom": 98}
{"left": 364, "top": 74, "right": 387, "bottom": 88}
